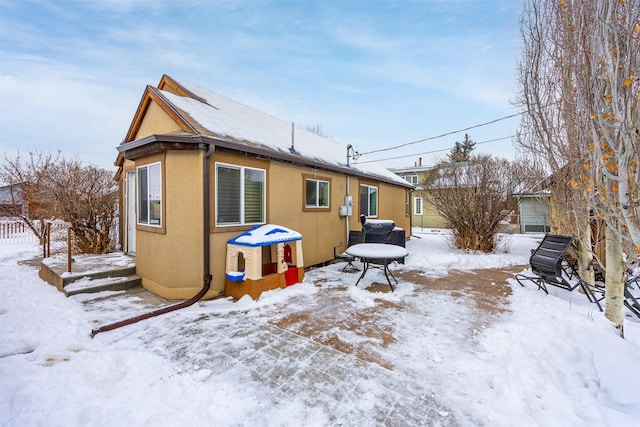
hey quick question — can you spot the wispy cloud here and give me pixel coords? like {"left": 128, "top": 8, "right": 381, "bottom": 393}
{"left": 0, "top": 0, "right": 524, "bottom": 168}
{"left": 0, "top": 54, "right": 140, "bottom": 167}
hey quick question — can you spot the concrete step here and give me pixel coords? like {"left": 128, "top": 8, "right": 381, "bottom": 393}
{"left": 61, "top": 266, "right": 136, "bottom": 287}
{"left": 39, "top": 252, "right": 138, "bottom": 295}
{"left": 64, "top": 274, "right": 142, "bottom": 296}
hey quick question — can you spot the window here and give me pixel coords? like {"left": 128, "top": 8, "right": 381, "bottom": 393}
{"left": 305, "top": 178, "right": 330, "bottom": 208}
{"left": 405, "top": 192, "right": 410, "bottom": 216}
{"left": 216, "top": 163, "right": 266, "bottom": 226}
{"left": 413, "top": 196, "right": 424, "bottom": 215}
{"left": 404, "top": 174, "right": 418, "bottom": 184}
{"left": 359, "top": 184, "right": 378, "bottom": 217}
{"left": 137, "top": 162, "right": 162, "bottom": 226}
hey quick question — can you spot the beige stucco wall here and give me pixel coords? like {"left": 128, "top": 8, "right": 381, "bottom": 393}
{"left": 206, "top": 151, "right": 411, "bottom": 295}
{"left": 269, "top": 162, "right": 348, "bottom": 267}
{"left": 134, "top": 101, "right": 183, "bottom": 140}
{"left": 122, "top": 99, "right": 215, "bottom": 299}
{"left": 207, "top": 154, "right": 351, "bottom": 293}
{"left": 125, "top": 147, "right": 411, "bottom": 299}
{"left": 134, "top": 150, "right": 209, "bottom": 299}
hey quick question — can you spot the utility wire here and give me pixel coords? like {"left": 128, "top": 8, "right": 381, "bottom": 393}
{"left": 354, "top": 135, "right": 516, "bottom": 164}
{"left": 358, "top": 111, "right": 524, "bottom": 156}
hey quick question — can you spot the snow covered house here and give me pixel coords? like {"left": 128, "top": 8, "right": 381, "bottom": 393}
{"left": 115, "top": 75, "right": 413, "bottom": 300}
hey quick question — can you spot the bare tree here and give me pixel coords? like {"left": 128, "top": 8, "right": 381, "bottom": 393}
{"left": 515, "top": 0, "right": 639, "bottom": 333}
{"left": 514, "top": 0, "right": 595, "bottom": 282}
{"left": 425, "top": 155, "right": 522, "bottom": 253}
{"left": 573, "top": 1, "right": 640, "bottom": 247}
{"left": 305, "top": 123, "right": 330, "bottom": 139}
{"left": 0, "top": 151, "right": 60, "bottom": 241}
{"left": 45, "top": 159, "right": 119, "bottom": 254}
{"left": 565, "top": 0, "right": 639, "bottom": 331}
{"left": 1, "top": 151, "right": 118, "bottom": 254}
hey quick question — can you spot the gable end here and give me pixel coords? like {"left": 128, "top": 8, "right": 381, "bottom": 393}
{"left": 124, "top": 86, "right": 199, "bottom": 143}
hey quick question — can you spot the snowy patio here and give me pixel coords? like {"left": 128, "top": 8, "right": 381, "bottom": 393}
{"left": 1, "top": 229, "right": 639, "bottom": 426}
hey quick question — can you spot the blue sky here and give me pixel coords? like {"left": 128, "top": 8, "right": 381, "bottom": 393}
{"left": 0, "top": 0, "right": 523, "bottom": 170}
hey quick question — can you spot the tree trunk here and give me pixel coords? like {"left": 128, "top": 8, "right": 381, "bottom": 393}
{"left": 605, "top": 226, "right": 625, "bottom": 336}
{"left": 576, "top": 218, "right": 595, "bottom": 287}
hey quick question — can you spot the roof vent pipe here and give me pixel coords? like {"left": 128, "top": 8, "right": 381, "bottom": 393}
{"left": 91, "top": 143, "right": 216, "bottom": 337}
{"left": 346, "top": 145, "right": 359, "bottom": 167}
{"left": 289, "top": 122, "right": 298, "bottom": 154}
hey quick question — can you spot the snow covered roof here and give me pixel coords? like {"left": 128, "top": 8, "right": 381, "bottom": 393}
{"left": 228, "top": 224, "right": 302, "bottom": 247}
{"left": 388, "top": 164, "right": 436, "bottom": 174}
{"left": 142, "top": 76, "right": 411, "bottom": 188}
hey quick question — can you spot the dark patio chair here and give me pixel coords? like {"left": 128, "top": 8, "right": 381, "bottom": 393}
{"left": 624, "top": 273, "right": 640, "bottom": 318}
{"left": 335, "top": 231, "right": 364, "bottom": 272}
{"left": 515, "top": 234, "right": 604, "bottom": 311}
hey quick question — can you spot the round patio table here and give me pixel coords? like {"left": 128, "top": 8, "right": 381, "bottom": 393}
{"left": 344, "top": 243, "right": 409, "bottom": 292}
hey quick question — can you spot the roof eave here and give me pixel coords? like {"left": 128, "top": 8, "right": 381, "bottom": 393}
{"left": 117, "top": 134, "right": 413, "bottom": 189}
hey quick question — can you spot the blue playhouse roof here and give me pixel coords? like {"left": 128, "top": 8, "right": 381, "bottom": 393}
{"left": 227, "top": 224, "right": 302, "bottom": 247}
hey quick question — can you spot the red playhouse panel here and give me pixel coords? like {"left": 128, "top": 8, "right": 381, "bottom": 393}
{"left": 284, "top": 267, "right": 299, "bottom": 286}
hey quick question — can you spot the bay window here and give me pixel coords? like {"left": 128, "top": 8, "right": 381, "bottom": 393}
{"left": 137, "top": 162, "right": 162, "bottom": 226}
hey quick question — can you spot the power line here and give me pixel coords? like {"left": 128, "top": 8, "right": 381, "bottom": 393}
{"left": 354, "top": 135, "right": 516, "bottom": 164}
{"left": 358, "top": 111, "right": 524, "bottom": 156}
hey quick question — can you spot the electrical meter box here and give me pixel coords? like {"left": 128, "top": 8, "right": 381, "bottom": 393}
{"left": 345, "top": 196, "right": 353, "bottom": 215}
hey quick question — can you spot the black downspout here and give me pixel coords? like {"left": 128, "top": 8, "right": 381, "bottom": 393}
{"left": 202, "top": 143, "right": 215, "bottom": 283}
{"left": 91, "top": 144, "right": 215, "bottom": 337}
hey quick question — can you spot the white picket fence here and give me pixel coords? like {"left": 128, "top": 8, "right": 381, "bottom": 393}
{"left": 0, "top": 220, "right": 40, "bottom": 245}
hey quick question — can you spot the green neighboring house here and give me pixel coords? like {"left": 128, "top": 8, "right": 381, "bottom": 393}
{"left": 389, "top": 161, "right": 447, "bottom": 229}
{"left": 514, "top": 192, "right": 551, "bottom": 233}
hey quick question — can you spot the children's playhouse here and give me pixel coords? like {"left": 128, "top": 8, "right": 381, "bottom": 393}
{"left": 225, "top": 224, "right": 304, "bottom": 300}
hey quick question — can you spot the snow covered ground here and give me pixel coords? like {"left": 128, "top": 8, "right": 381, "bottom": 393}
{"left": 1, "top": 230, "right": 639, "bottom": 426}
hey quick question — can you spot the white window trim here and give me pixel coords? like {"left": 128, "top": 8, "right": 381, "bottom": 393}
{"left": 360, "top": 184, "right": 379, "bottom": 218}
{"left": 413, "top": 196, "right": 424, "bottom": 216}
{"left": 136, "top": 162, "right": 162, "bottom": 228}
{"left": 305, "top": 178, "right": 330, "bottom": 208}
{"left": 215, "top": 162, "right": 266, "bottom": 227}
{"left": 405, "top": 174, "right": 418, "bottom": 184}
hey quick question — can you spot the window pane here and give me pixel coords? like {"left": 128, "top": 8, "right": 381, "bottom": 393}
{"left": 318, "top": 181, "right": 329, "bottom": 207}
{"left": 305, "top": 179, "right": 317, "bottom": 207}
{"left": 244, "top": 168, "right": 264, "bottom": 223}
{"left": 138, "top": 167, "right": 148, "bottom": 223}
{"left": 216, "top": 164, "right": 266, "bottom": 226}
{"left": 405, "top": 192, "right": 410, "bottom": 216}
{"left": 369, "top": 187, "right": 378, "bottom": 216}
{"left": 148, "top": 163, "right": 161, "bottom": 225}
{"left": 414, "top": 197, "right": 423, "bottom": 215}
{"left": 359, "top": 185, "right": 368, "bottom": 216}
{"left": 217, "top": 166, "right": 241, "bottom": 224}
